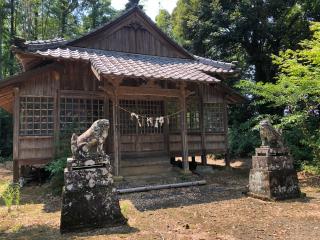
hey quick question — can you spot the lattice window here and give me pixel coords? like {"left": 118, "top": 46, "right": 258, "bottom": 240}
{"left": 119, "top": 100, "right": 164, "bottom": 135}
{"left": 204, "top": 103, "right": 225, "bottom": 133}
{"left": 187, "top": 97, "right": 200, "bottom": 131}
{"left": 19, "top": 96, "right": 54, "bottom": 136}
{"left": 60, "top": 97, "right": 104, "bottom": 134}
{"left": 167, "top": 100, "right": 180, "bottom": 132}
{"left": 119, "top": 100, "right": 136, "bottom": 135}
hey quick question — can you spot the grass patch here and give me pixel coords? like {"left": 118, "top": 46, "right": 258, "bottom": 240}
{"left": 120, "top": 201, "right": 131, "bottom": 216}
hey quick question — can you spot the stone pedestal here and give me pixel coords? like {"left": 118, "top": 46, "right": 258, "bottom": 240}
{"left": 60, "top": 155, "right": 126, "bottom": 233}
{"left": 248, "top": 147, "right": 301, "bottom": 200}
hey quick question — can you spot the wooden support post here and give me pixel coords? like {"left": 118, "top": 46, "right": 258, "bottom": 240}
{"left": 180, "top": 84, "right": 189, "bottom": 173}
{"left": 224, "top": 103, "right": 230, "bottom": 168}
{"left": 199, "top": 84, "right": 207, "bottom": 165}
{"left": 53, "top": 70, "right": 61, "bottom": 156}
{"left": 13, "top": 87, "right": 20, "bottom": 182}
{"left": 163, "top": 99, "right": 170, "bottom": 154}
{"left": 111, "top": 79, "right": 121, "bottom": 177}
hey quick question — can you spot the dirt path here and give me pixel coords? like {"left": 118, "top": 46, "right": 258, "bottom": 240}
{"left": 0, "top": 164, "right": 319, "bottom": 240}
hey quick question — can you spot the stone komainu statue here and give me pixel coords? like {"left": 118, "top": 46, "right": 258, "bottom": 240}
{"left": 71, "top": 119, "right": 110, "bottom": 159}
{"left": 259, "top": 119, "right": 284, "bottom": 148}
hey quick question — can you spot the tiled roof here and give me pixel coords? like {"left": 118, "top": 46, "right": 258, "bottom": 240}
{"left": 30, "top": 47, "right": 237, "bottom": 82}
{"left": 24, "top": 38, "right": 68, "bottom": 51}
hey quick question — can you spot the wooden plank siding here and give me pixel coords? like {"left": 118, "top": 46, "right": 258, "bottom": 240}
{"left": 11, "top": 61, "right": 230, "bottom": 178}
{"left": 73, "top": 12, "right": 190, "bottom": 59}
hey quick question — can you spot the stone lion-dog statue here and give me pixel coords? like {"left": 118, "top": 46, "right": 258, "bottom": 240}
{"left": 71, "top": 119, "right": 110, "bottom": 159}
{"left": 259, "top": 119, "right": 284, "bottom": 148}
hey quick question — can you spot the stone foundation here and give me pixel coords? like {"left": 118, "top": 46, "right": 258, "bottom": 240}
{"left": 248, "top": 147, "right": 301, "bottom": 200}
{"left": 60, "top": 156, "right": 126, "bottom": 233}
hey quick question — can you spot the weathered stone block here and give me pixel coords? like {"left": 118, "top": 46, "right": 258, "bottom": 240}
{"left": 249, "top": 169, "right": 301, "bottom": 200}
{"left": 252, "top": 155, "right": 294, "bottom": 170}
{"left": 248, "top": 146, "right": 301, "bottom": 201}
{"left": 60, "top": 184, "right": 125, "bottom": 233}
{"left": 60, "top": 156, "right": 126, "bottom": 233}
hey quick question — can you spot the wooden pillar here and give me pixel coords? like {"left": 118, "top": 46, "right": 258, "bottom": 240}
{"left": 13, "top": 87, "right": 20, "bottom": 182}
{"left": 224, "top": 103, "right": 230, "bottom": 167}
{"left": 53, "top": 71, "right": 60, "bottom": 156}
{"left": 180, "top": 84, "right": 189, "bottom": 172}
{"left": 163, "top": 99, "right": 170, "bottom": 154}
{"left": 199, "top": 84, "right": 207, "bottom": 165}
{"left": 112, "top": 81, "right": 120, "bottom": 176}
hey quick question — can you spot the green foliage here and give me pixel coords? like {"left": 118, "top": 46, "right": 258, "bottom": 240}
{"left": 46, "top": 157, "right": 67, "bottom": 195}
{"left": 238, "top": 22, "right": 320, "bottom": 166}
{"left": 0, "top": 109, "right": 12, "bottom": 160}
{"left": 228, "top": 118, "right": 260, "bottom": 158}
{"left": 81, "top": 0, "right": 117, "bottom": 31}
{"left": 46, "top": 126, "right": 76, "bottom": 195}
{"left": 171, "top": 0, "right": 315, "bottom": 83}
{"left": 302, "top": 162, "right": 320, "bottom": 175}
{"left": 1, "top": 182, "right": 20, "bottom": 213}
{"left": 155, "top": 9, "right": 173, "bottom": 37}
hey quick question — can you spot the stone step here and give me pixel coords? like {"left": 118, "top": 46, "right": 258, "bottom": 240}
{"left": 121, "top": 156, "right": 170, "bottom": 167}
{"left": 120, "top": 164, "right": 173, "bottom": 176}
{"left": 120, "top": 155, "right": 172, "bottom": 176}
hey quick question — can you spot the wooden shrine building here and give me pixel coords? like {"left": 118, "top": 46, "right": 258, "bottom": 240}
{"left": 0, "top": 7, "right": 245, "bottom": 180}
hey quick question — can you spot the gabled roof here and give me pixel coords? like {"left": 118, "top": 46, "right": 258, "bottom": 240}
{"left": 15, "top": 7, "right": 194, "bottom": 59}
{"left": 11, "top": 6, "right": 240, "bottom": 84}
{"left": 68, "top": 7, "right": 195, "bottom": 59}
{"left": 24, "top": 47, "right": 232, "bottom": 82}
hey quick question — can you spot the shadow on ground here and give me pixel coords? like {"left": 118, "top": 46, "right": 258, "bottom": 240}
{"left": 119, "top": 168, "right": 250, "bottom": 212}
{"left": 0, "top": 223, "right": 139, "bottom": 240}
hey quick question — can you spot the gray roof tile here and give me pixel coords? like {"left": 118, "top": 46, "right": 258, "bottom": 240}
{"left": 30, "top": 47, "right": 236, "bottom": 82}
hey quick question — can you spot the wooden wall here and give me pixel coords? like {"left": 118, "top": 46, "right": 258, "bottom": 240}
{"left": 60, "top": 62, "right": 100, "bottom": 91}
{"left": 73, "top": 12, "right": 190, "bottom": 59}
{"left": 14, "top": 62, "right": 229, "bottom": 177}
{"left": 15, "top": 62, "right": 103, "bottom": 172}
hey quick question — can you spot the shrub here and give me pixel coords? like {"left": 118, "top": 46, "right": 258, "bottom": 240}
{"left": 228, "top": 118, "right": 260, "bottom": 158}
{"left": 302, "top": 160, "right": 320, "bottom": 175}
{"left": 46, "top": 129, "right": 74, "bottom": 195}
{"left": 1, "top": 182, "right": 20, "bottom": 212}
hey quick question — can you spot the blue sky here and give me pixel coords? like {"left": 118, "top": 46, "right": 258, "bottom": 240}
{"left": 111, "top": 0, "right": 178, "bottom": 20}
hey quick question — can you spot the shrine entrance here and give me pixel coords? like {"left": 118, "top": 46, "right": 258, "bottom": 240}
{"left": 119, "top": 99, "right": 167, "bottom": 157}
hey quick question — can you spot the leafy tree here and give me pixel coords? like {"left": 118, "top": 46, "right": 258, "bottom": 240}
{"left": 172, "top": 0, "right": 312, "bottom": 83}
{"left": 238, "top": 22, "right": 320, "bottom": 166}
{"left": 155, "top": 9, "right": 173, "bottom": 37}
{"left": 0, "top": 0, "right": 9, "bottom": 80}
{"left": 80, "top": 0, "right": 117, "bottom": 31}
{"left": 51, "top": 0, "right": 79, "bottom": 38}
{"left": 302, "top": 0, "right": 320, "bottom": 21}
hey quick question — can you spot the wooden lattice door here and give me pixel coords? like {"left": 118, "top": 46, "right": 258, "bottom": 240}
{"left": 119, "top": 99, "right": 165, "bottom": 155}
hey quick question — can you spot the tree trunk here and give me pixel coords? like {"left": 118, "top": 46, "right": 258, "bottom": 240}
{"left": 9, "top": 0, "right": 14, "bottom": 75}
{"left": 60, "top": 11, "right": 67, "bottom": 37}
{"left": 0, "top": 11, "right": 3, "bottom": 80}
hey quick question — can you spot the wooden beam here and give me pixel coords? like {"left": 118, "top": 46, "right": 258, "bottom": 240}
{"left": 91, "top": 65, "right": 101, "bottom": 81}
{"left": 180, "top": 84, "right": 189, "bottom": 173}
{"left": 13, "top": 87, "right": 20, "bottom": 182}
{"left": 117, "top": 86, "right": 182, "bottom": 97}
{"left": 199, "top": 84, "right": 207, "bottom": 165}
{"left": 117, "top": 180, "right": 207, "bottom": 194}
{"left": 223, "top": 103, "right": 230, "bottom": 167}
{"left": 112, "top": 83, "right": 120, "bottom": 176}
{"left": 53, "top": 74, "right": 60, "bottom": 156}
